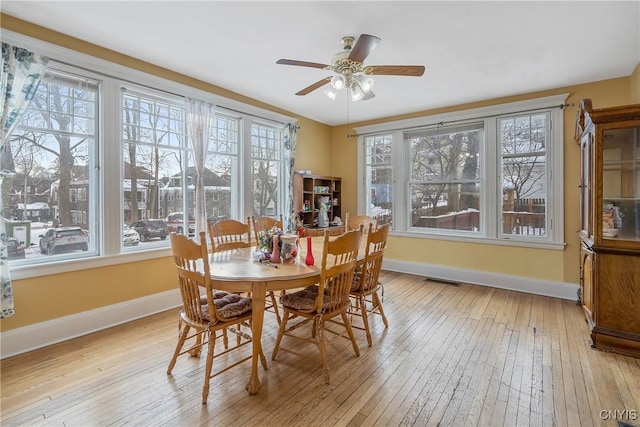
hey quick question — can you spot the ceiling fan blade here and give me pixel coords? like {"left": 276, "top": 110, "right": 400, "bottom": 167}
{"left": 295, "top": 77, "right": 332, "bottom": 96}
{"left": 276, "top": 59, "right": 330, "bottom": 69}
{"left": 348, "top": 34, "right": 381, "bottom": 63}
{"left": 366, "top": 65, "right": 426, "bottom": 76}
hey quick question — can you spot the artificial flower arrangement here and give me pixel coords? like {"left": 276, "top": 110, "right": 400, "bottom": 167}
{"left": 256, "top": 222, "right": 304, "bottom": 263}
{"left": 253, "top": 213, "right": 306, "bottom": 262}
{"left": 258, "top": 225, "right": 282, "bottom": 255}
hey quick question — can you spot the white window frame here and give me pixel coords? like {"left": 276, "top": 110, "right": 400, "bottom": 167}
{"left": 4, "top": 30, "right": 295, "bottom": 280}
{"left": 121, "top": 84, "right": 190, "bottom": 252}
{"left": 246, "top": 121, "right": 285, "bottom": 218}
{"left": 356, "top": 94, "right": 567, "bottom": 250}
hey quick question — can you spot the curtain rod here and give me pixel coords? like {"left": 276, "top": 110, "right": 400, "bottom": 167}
{"left": 214, "top": 105, "right": 300, "bottom": 129}
{"left": 50, "top": 58, "right": 299, "bottom": 129}
{"left": 349, "top": 102, "right": 574, "bottom": 138}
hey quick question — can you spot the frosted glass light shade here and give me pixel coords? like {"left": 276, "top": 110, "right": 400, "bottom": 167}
{"left": 358, "top": 75, "right": 375, "bottom": 92}
{"left": 351, "top": 83, "right": 365, "bottom": 101}
{"left": 330, "top": 75, "right": 346, "bottom": 90}
{"left": 324, "top": 87, "right": 337, "bottom": 100}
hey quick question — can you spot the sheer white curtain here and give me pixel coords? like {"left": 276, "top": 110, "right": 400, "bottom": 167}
{"left": 0, "top": 43, "right": 49, "bottom": 318}
{"left": 186, "top": 98, "right": 215, "bottom": 239}
{"left": 283, "top": 123, "right": 298, "bottom": 233}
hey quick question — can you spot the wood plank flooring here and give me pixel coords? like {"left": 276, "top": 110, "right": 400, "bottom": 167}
{"left": 1, "top": 271, "right": 639, "bottom": 426}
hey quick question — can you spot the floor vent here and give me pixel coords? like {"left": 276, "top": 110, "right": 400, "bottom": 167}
{"left": 424, "top": 277, "right": 462, "bottom": 287}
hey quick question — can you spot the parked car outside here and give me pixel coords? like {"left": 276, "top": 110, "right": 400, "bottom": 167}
{"left": 1, "top": 234, "right": 26, "bottom": 259}
{"left": 123, "top": 225, "right": 140, "bottom": 246}
{"left": 39, "top": 227, "right": 89, "bottom": 255}
{"left": 164, "top": 212, "right": 195, "bottom": 236}
{"left": 129, "top": 220, "right": 168, "bottom": 242}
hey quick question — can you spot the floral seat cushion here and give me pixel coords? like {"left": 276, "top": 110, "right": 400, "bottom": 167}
{"left": 280, "top": 285, "right": 342, "bottom": 311}
{"left": 197, "top": 290, "right": 252, "bottom": 320}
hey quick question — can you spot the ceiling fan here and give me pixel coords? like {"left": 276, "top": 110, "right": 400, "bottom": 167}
{"left": 276, "top": 34, "right": 425, "bottom": 101}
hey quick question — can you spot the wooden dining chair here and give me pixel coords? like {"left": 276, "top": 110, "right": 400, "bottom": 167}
{"left": 208, "top": 217, "right": 252, "bottom": 252}
{"left": 211, "top": 217, "right": 282, "bottom": 324}
{"left": 345, "top": 213, "right": 377, "bottom": 233}
{"left": 167, "top": 231, "right": 267, "bottom": 404}
{"left": 251, "top": 214, "right": 283, "bottom": 244}
{"left": 271, "top": 227, "right": 363, "bottom": 383}
{"left": 348, "top": 223, "right": 390, "bottom": 346}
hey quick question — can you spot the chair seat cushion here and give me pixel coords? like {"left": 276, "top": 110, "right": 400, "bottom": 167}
{"left": 350, "top": 270, "right": 373, "bottom": 292}
{"left": 200, "top": 291, "right": 230, "bottom": 305}
{"left": 280, "top": 285, "right": 342, "bottom": 311}
{"left": 198, "top": 291, "right": 252, "bottom": 320}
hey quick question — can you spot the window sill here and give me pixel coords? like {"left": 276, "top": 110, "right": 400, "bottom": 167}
{"left": 9, "top": 247, "right": 173, "bottom": 280}
{"left": 389, "top": 230, "right": 566, "bottom": 251}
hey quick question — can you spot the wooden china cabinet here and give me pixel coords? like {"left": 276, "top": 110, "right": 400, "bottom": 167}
{"left": 575, "top": 99, "right": 640, "bottom": 358}
{"left": 292, "top": 173, "right": 345, "bottom": 236}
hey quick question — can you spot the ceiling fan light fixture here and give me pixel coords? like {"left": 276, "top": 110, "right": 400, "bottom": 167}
{"left": 330, "top": 75, "right": 346, "bottom": 90}
{"left": 350, "top": 83, "right": 365, "bottom": 101}
{"left": 358, "top": 74, "right": 375, "bottom": 93}
{"left": 324, "top": 87, "right": 337, "bottom": 100}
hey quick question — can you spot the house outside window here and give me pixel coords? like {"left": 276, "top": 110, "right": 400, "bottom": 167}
{"left": 356, "top": 94, "right": 566, "bottom": 248}
{"left": 204, "top": 114, "right": 237, "bottom": 222}
{"left": 122, "top": 88, "right": 188, "bottom": 245}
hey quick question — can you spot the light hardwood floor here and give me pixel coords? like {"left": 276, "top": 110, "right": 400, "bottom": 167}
{"left": 1, "top": 271, "right": 639, "bottom": 426}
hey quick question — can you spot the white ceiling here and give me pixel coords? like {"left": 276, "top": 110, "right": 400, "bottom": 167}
{"left": 2, "top": 1, "right": 639, "bottom": 126}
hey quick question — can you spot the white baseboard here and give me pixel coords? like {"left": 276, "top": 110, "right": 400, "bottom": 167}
{"left": 0, "top": 289, "right": 181, "bottom": 359}
{"left": 382, "top": 258, "right": 579, "bottom": 301}
{"left": 1, "top": 260, "right": 579, "bottom": 359}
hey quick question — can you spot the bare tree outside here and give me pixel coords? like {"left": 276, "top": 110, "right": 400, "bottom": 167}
{"left": 500, "top": 115, "right": 547, "bottom": 210}
{"left": 122, "top": 93, "right": 186, "bottom": 222}
{"left": 9, "top": 74, "right": 95, "bottom": 231}
{"left": 251, "top": 123, "right": 281, "bottom": 217}
{"left": 365, "top": 135, "right": 393, "bottom": 225}
{"left": 499, "top": 114, "right": 548, "bottom": 236}
{"left": 408, "top": 124, "right": 482, "bottom": 231}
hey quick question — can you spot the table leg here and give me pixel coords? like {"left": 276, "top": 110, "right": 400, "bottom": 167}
{"left": 247, "top": 281, "right": 266, "bottom": 395}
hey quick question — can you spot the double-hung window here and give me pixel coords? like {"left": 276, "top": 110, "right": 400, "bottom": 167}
{"left": 406, "top": 122, "right": 483, "bottom": 234}
{"left": 357, "top": 94, "right": 566, "bottom": 248}
{"left": 7, "top": 67, "right": 99, "bottom": 262}
{"left": 205, "top": 114, "right": 238, "bottom": 221}
{"left": 362, "top": 134, "right": 394, "bottom": 225}
{"left": 250, "top": 122, "right": 283, "bottom": 218}
{"left": 499, "top": 113, "right": 550, "bottom": 238}
{"left": 122, "top": 87, "right": 189, "bottom": 249}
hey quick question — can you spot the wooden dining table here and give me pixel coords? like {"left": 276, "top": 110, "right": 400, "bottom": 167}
{"left": 206, "top": 235, "right": 365, "bottom": 395}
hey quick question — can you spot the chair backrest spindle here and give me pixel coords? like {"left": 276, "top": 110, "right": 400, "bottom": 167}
{"left": 208, "top": 218, "right": 252, "bottom": 252}
{"left": 251, "top": 215, "right": 284, "bottom": 245}
{"left": 345, "top": 213, "right": 377, "bottom": 233}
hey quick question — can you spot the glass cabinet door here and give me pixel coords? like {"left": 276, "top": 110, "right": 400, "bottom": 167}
{"left": 580, "top": 133, "right": 593, "bottom": 240}
{"left": 601, "top": 124, "right": 640, "bottom": 244}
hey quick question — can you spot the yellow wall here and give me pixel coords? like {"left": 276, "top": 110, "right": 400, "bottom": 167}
{"left": 332, "top": 78, "right": 634, "bottom": 285}
{"left": 1, "top": 14, "right": 638, "bottom": 332}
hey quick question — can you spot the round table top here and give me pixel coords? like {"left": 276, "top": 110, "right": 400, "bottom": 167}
{"left": 208, "top": 246, "right": 319, "bottom": 282}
